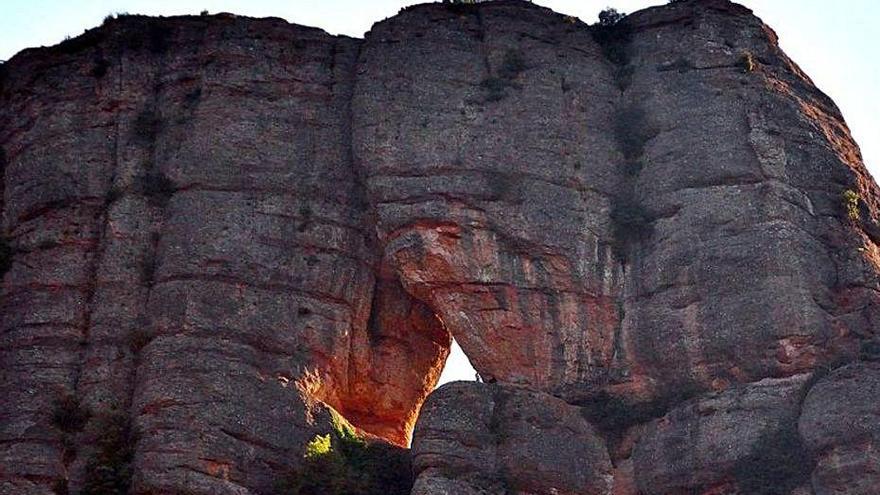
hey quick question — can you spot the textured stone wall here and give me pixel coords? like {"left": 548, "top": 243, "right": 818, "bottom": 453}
{"left": 1, "top": 1, "right": 878, "bottom": 494}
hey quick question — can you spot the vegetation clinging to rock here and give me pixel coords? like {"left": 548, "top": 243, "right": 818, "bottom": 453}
{"left": 276, "top": 411, "right": 412, "bottom": 495}
{"left": 597, "top": 7, "right": 626, "bottom": 26}
{"left": 738, "top": 51, "right": 757, "bottom": 72}
{"left": 590, "top": 7, "right": 633, "bottom": 87}
{"left": 843, "top": 189, "right": 861, "bottom": 222}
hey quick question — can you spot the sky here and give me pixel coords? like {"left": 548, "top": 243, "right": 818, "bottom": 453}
{"left": 1, "top": 1, "right": 878, "bottom": 385}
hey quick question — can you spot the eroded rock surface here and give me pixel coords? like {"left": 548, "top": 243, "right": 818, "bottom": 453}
{"left": 632, "top": 374, "right": 812, "bottom": 495}
{"left": 1, "top": 0, "right": 878, "bottom": 494}
{"left": 800, "top": 362, "right": 880, "bottom": 495}
{"left": 411, "top": 382, "right": 612, "bottom": 495}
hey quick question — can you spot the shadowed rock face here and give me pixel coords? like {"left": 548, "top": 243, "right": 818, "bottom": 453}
{"left": 1, "top": 0, "right": 878, "bottom": 494}
{"left": 800, "top": 362, "right": 880, "bottom": 495}
{"left": 411, "top": 382, "right": 613, "bottom": 495}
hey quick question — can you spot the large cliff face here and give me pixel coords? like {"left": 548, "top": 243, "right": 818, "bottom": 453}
{"left": 1, "top": 1, "right": 878, "bottom": 494}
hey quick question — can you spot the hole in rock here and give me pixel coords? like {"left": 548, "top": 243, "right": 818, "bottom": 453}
{"left": 436, "top": 338, "right": 478, "bottom": 387}
{"left": 321, "top": 278, "right": 483, "bottom": 447}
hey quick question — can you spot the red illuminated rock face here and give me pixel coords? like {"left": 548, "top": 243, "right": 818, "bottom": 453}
{"left": 2, "top": 1, "right": 879, "bottom": 494}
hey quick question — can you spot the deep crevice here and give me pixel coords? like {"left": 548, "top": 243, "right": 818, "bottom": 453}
{"left": 62, "top": 19, "right": 183, "bottom": 494}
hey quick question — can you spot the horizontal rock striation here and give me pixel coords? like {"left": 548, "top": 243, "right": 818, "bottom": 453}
{"left": 1, "top": 1, "right": 878, "bottom": 494}
{"left": 411, "top": 382, "right": 612, "bottom": 495}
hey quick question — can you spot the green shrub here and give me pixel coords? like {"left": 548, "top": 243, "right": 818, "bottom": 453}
{"left": 53, "top": 30, "right": 106, "bottom": 56}
{"left": 102, "top": 12, "right": 129, "bottom": 25}
{"left": 590, "top": 10, "right": 632, "bottom": 70}
{"left": 81, "top": 409, "right": 136, "bottom": 495}
{"left": 277, "top": 412, "right": 412, "bottom": 495}
{"left": 738, "top": 51, "right": 756, "bottom": 72}
{"left": 597, "top": 8, "right": 625, "bottom": 26}
{"left": 442, "top": 0, "right": 478, "bottom": 15}
{"left": 842, "top": 189, "right": 860, "bottom": 221}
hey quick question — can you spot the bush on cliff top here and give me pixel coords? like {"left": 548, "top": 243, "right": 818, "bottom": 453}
{"left": 597, "top": 7, "right": 626, "bottom": 26}
{"left": 590, "top": 8, "right": 632, "bottom": 68}
{"left": 277, "top": 411, "right": 412, "bottom": 495}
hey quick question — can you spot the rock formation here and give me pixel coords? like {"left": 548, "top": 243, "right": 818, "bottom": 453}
{"left": 1, "top": 0, "right": 878, "bottom": 494}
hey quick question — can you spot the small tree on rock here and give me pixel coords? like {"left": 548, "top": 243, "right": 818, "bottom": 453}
{"left": 598, "top": 7, "right": 625, "bottom": 26}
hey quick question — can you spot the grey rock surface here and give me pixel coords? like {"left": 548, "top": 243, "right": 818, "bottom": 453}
{"left": 1, "top": 1, "right": 877, "bottom": 493}
{"left": 411, "top": 382, "right": 613, "bottom": 495}
{"left": 632, "top": 374, "right": 811, "bottom": 494}
{"left": 800, "top": 362, "right": 880, "bottom": 495}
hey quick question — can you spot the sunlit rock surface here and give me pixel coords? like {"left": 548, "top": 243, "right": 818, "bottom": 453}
{"left": 1, "top": 0, "right": 878, "bottom": 493}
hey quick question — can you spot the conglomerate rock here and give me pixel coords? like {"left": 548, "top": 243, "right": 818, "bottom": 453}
{"left": 1, "top": 0, "right": 878, "bottom": 494}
